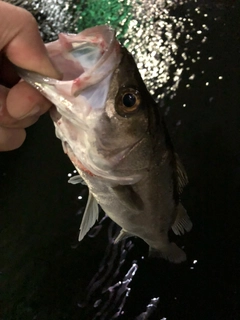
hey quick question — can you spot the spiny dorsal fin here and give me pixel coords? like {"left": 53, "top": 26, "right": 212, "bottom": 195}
{"left": 175, "top": 153, "right": 188, "bottom": 194}
{"left": 114, "top": 229, "right": 133, "bottom": 244}
{"left": 78, "top": 192, "right": 99, "bottom": 241}
{"left": 68, "top": 175, "right": 86, "bottom": 185}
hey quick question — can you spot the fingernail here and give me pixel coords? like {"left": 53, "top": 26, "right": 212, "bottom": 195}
{"left": 17, "top": 105, "right": 41, "bottom": 119}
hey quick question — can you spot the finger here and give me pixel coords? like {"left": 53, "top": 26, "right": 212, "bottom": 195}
{"left": 0, "top": 110, "right": 40, "bottom": 129}
{"left": 0, "top": 2, "right": 60, "bottom": 79}
{"left": 0, "top": 85, "right": 40, "bottom": 128}
{"left": 6, "top": 81, "right": 52, "bottom": 119}
{"left": 0, "top": 127, "right": 26, "bottom": 151}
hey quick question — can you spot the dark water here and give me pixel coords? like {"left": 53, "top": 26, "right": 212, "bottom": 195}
{"left": 1, "top": 1, "right": 240, "bottom": 319}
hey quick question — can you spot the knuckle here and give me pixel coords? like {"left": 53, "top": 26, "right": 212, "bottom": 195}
{"left": 18, "top": 7, "right": 38, "bottom": 30}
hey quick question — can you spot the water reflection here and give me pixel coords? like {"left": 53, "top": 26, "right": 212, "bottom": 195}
{"left": 78, "top": 219, "right": 139, "bottom": 319}
{"left": 77, "top": 216, "right": 161, "bottom": 319}
{"left": 135, "top": 297, "right": 160, "bottom": 320}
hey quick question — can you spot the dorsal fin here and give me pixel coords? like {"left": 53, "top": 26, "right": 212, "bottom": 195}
{"left": 78, "top": 192, "right": 99, "bottom": 241}
{"left": 175, "top": 153, "right": 188, "bottom": 194}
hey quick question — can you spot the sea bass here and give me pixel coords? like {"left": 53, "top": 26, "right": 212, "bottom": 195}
{"left": 19, "top": 25, "right": 192, "bottom": 263}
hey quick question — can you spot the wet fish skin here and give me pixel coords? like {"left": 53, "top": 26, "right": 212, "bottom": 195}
{"left": 18, "top": 26, "right": 192, "bottom": 263}
{"left": 82, "top": 46, "right": 192, "bottom": 263}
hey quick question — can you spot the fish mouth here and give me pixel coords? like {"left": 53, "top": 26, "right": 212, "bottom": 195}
{"left": 18, "top": 26, "right": 138, "bottom": 182}
{"left": 17, "top": 25, "right": 121, "bottom": 130}
{"left": 17, "top": 25, "right": 120, "bottom": 97}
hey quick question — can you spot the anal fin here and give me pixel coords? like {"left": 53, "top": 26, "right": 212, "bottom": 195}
{"left": 172, "top": 203, "right": 192, "bottom": 236}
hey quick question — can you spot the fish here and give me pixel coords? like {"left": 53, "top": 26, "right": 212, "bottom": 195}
{"left": 18, "top": 25, "right": 192, "bottom": 263}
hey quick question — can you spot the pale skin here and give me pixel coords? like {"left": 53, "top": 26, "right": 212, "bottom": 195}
{"left": 0, "top": 1, "right": 60, "bottom": 151}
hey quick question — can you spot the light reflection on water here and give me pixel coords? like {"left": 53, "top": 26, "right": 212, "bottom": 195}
{"left": 78, "top": 216, "right": 160, "bottom": 319}
{"left": 135, "top": 297, "right": 160, "bottom": 320}
{"left": 78, "top": 218, "right": 138, "bottom": 319}
{"left": 122, "top": 0, "right": 210, "bottom": 101}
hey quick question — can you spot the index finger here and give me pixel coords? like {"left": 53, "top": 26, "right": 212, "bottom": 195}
{"left": 0, "top": 1, "right": 60, "bottom": 79}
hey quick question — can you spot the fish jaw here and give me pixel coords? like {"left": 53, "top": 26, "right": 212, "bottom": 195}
{"left": 18, "top": 25, "right": 121, "bottom": 124}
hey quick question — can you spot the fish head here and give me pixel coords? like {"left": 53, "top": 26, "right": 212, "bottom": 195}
{"left": 19, "top": 25, "right": 158, "bottom": 182}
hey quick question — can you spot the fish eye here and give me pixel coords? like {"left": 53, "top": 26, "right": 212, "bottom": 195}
{"left": 123, "top": 93, "right": 137, "bottom": 108}
{"left": 116, "top": 88, "right": 141, "bottom": 116}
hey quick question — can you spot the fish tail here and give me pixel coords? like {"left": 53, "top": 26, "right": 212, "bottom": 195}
{"left": 149, "top": 243, "right": 187, "bottom": 263}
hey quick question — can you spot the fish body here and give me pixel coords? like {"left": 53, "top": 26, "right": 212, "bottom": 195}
{"left": 19, "top": 26, "right": 192, "bottom": 263}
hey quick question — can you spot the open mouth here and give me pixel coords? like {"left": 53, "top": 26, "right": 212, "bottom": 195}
{"left": 17, "top": 25, "right": 119, "bottom": 98}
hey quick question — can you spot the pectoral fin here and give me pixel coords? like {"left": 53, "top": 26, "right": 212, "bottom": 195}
{"left": 111, "top": 185, "right": 144, "bottom": 212}
{"left": 171, "top": 203, "right": 192, "bottom": 236}
{"left": 78, "top": 192, "right": 99, "bottom": 241}
{"left": 68, "top": 175, "right": 86, "bottom": 185}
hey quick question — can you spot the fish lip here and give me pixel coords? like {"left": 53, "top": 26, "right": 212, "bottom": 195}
{"left": 50, "top": 106, "right": 61, "bottom": 122}
{"left": 50, "top": 104, "right": 89, "bottom": 133}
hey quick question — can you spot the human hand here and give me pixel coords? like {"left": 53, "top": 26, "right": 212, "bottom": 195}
{"left": 0, "top": 1, "right": 60, "bottom": 151}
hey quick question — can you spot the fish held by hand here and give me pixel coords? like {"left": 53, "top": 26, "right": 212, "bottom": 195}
{"left": 18, "top": 25, "right": 192, "bottom": 263}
